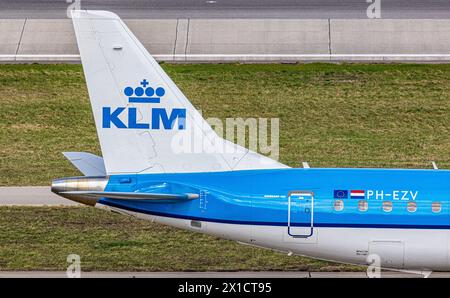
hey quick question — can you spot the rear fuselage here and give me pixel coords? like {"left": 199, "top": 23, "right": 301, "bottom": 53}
{"left": 93, "top": 168, "right": 450, "bottom": 270}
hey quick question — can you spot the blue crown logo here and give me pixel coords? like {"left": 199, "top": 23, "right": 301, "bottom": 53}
{"left": 124, "top": 79, "right": 165, "bottom": 104}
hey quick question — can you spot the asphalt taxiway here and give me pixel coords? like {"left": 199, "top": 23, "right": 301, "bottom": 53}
{"left": 1, "top": 0, "right": 450, "bottom": 19}
{"left": 0, "top": 271, "right": 446, "bottom": 278}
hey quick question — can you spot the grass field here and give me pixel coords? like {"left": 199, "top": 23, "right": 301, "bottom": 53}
{"left": 1, "top": 63, "right": 450, "bottom": 185}
{"left": 0, "top": 206, "right": 362, "bottom": 271}
{"left": 0, "top": 63, "right": 449, "bottom": 271}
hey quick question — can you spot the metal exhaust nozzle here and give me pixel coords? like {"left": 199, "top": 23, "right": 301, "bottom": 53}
{"left": 51, "top": 176, "right": 109, "bottom": 206}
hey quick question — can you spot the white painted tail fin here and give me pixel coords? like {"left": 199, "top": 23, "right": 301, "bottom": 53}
{"left": 71, "top": 10, "right": 288, "bottom": 174}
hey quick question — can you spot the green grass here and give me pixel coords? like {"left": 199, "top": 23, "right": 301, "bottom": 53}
{"left": 0, "top": 206, "right": 361, "bottom": 271}
{"left": 1, "top": 63, "right": 450, "bottom": 186}
{"left": 0, "top": 63, "right": 450, "bottom": 271}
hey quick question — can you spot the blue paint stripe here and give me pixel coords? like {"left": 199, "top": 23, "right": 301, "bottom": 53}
{"left": 100, "top": 200, "right": 450, "bottom": 230}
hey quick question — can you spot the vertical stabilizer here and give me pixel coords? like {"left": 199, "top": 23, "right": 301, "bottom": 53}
{"left": 72, "top": 10, "right": 288, "bottom": 174}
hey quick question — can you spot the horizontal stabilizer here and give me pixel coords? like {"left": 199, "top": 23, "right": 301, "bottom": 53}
{"left": 60, "top": 190, "right": 199, "bottom": 201}
{"left": 63, "top": 152, "right": 106, "bottom": 176}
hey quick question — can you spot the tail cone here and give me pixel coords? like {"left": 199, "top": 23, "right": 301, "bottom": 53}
{"left": 51, "top": 176, "right": 108, "bottom": 206}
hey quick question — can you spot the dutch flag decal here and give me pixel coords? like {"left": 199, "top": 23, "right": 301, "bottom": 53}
{"left": 350, "top": 190, "right": 365, "bottom": 199}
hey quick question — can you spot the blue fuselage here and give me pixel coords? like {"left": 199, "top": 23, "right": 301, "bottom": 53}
{"left": 100, "top": 168, "right": 450, "bottom": 230}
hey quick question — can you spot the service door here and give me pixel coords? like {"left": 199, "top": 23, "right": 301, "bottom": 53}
{"left": 288, "top": 191, "right": 314, "bottom": 238}
{"left": 369, "top": 241, "right": 405, "bottom": 269}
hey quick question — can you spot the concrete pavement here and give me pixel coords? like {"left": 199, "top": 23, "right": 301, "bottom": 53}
{"left": 0, "top": 186, "right": 78, "bottom": 206}
{"left": 3, "top": 18, "right": 450, "bottom": 63}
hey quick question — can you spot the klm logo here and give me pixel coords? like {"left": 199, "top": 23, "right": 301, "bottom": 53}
{"left": 102, "top": 79, "right": 186, "bottom": 130}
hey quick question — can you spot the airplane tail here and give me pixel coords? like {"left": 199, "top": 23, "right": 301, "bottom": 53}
{"left": 71, "top": 10, "right": 288, "bottom": 174}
